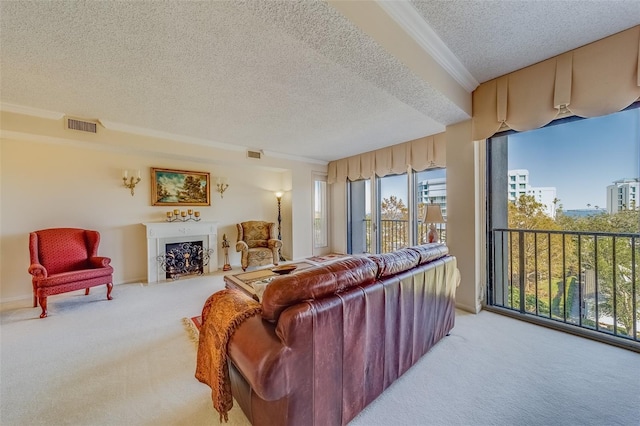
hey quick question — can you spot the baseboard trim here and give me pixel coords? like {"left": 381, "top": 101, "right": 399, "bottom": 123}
{"left": 455, "top": 301, "right": 481, "bottom": 314}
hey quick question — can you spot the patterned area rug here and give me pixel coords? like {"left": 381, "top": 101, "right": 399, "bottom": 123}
{"left": 182, "top": 316, "right": 201, "bottom": 345}
{"left": 306, "top": 253, "right": 349, "bottom": 264}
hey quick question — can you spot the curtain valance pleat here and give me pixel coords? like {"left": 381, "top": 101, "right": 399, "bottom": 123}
{"left": 472, "top": 25, "right": 640, "bottom": 141}
{"left": 327, "top": 132, "right": 446, "bottom": 184}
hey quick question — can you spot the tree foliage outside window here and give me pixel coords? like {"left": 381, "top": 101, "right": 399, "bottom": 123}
{"left": 507, "top": 194, "right": 639, "bottom": 338}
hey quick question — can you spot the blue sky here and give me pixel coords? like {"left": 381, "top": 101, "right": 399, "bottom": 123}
{"left": 508, "top": 107, "right": 639, "bottom": 210}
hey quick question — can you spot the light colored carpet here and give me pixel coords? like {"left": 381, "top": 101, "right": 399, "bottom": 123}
{"left": 1, "top": 271, "right": 638, "bottom": 426}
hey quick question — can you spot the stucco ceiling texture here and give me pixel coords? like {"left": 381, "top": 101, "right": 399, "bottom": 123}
{"left": 1, "top": 1, "right": 639, "bottom": 163}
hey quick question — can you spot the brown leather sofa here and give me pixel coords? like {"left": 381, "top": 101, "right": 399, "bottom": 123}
{"left": 220, "top": 243, "right": 459, "bottom": 425}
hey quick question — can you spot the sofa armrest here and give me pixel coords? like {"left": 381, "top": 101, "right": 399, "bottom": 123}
{"left": 228, "top": 315, "right": 289, "bottom": 401}
{"left": 89, "top": 256, "right": 111, "bottom": 268}
{"left": 268, "top": 239, "right": 282, "bottom": 249}
{"left": 28, "top": 263, "right": 47, "bottom": 278}
{"left": 235, "top": 241, "right": 248, "bottom": 252}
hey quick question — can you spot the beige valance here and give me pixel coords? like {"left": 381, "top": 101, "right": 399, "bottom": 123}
{"left": 472, "top": 25, "right": 640, "bottom": 141}
{"left": 327, "top": 132, "right": 445, "bottom": 184}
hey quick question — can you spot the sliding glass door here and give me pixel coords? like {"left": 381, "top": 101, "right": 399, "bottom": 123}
{"left": 348, "top": 168, "right": 446, "bottom": 254}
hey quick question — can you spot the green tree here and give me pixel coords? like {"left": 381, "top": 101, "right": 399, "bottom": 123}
{"left": 380, "top": 196, "right": 408, "bottom": 252}
{"left": 563, "top": 209, "right": 639, "bottom": 337}
{"left": 508, "top": 195, "right": 569, "bottom": 307}
{"left": 380, "top": 196, "right": 408, "bottom": 220}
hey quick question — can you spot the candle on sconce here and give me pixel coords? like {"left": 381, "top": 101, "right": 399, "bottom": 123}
{"left": 166, "top": 211, "right": 172, "bottom": 218}
{"left": 137, "top": 170, "right": 141, "bottom": 179}
{"left": 174, "top": 209, "right": 179, "bottom": 215}
{"left": 194, "top": 211, "right": 200, "bottom": 218}
{"left": 188, "top": 209, "right": 193, "bottom": 215}
{"left": 181, "top": 211, "right": 187, "bottom": 217}
{"left": 123, "top": 170, "right": 128, "bottom": 179}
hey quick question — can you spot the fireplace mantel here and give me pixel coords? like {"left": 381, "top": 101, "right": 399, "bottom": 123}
{"left": 142, "top": 222, "right": 218, "bottom": 283}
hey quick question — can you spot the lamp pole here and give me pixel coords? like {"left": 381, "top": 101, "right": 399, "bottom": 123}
{"left": 276, "top": 195, "right": 283, "bottom": 241}
{"left": 275, "top": 192, "right": 286, "bottom": 261}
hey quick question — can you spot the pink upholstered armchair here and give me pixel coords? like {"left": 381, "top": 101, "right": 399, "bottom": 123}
{"left": 235, "top": 221, "right": 282, "bottom": 271}
{"left": 28, "top": 228, "right": 114, "bottom": 318}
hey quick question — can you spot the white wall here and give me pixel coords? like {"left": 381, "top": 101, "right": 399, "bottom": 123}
{"left": 0, "top": 111, "right": 326, "bottom": 302}
{"left": 445, "top": 120, "right": 482, "bottom": 313}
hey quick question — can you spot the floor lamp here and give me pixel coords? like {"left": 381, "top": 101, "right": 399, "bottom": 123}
{"left": 275, "top": 191, "right": 286, "bottom": 261}
{"left": 424, "top": 202, "right": 445, "bottom": 243}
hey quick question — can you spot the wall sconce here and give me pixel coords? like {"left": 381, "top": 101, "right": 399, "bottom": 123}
{"left": 123, "top": 169, "right": 141, "bottom": 196}
{"left": 215, "top": 177, "right": 229, "bottom": 198}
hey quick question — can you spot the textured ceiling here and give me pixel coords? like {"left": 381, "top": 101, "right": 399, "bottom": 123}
{"left": 410, "top": 0, "right": 640, "bottom": 84}
{"left": 1, "top": 1, "right": 639, "bottom": 163}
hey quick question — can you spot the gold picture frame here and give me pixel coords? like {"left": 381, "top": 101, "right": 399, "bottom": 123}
{"left": 151, "top": 167, "right": 210, "bottom": 206}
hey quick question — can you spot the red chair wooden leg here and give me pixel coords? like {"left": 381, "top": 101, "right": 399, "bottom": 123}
{"left": 85, "top": 288, "right": 90, "bottom": 295}
{"left": 33, "top": 293, "right": 37, "bottom": 308}
{"left": 106, "top": 283, "right": 113, "bottom": 300}
{"left": 38, "top": 296, "right": 48, "bottom": 318}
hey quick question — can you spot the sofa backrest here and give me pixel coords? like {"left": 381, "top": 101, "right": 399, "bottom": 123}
{"left": 407, "top": 242, "right": 449, "bottom": 265}
{"left": 261, "top": 256, "right": 377, "bottom": 322}
{"left": 261, "top": 244, "right": 451, "bottom": 322}
{"left": 367, "top": 248, "right": 420, "bottom": 278}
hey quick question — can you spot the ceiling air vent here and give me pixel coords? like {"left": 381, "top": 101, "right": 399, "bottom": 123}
{"left": 65, "top": 117, "right": 98, "bottom": 133}
{"left": 247, "top": 150, "right": 262, "bottom": 159}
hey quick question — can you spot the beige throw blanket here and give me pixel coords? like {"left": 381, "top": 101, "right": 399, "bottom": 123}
{"left": 195, "top": 289, "right": 262, "bottom": 422}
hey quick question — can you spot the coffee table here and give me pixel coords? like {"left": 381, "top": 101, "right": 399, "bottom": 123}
{"left": 224, "top": 261, "right": 316, "bottom": 300}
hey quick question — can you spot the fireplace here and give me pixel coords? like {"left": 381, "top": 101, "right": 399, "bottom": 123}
{"left": 142, "top": 222, "right": 218, "bottom": 283}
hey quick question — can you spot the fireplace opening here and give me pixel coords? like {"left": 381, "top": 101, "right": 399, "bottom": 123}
{"left": 157, "top": 241, "right": 213, "bottom": 280}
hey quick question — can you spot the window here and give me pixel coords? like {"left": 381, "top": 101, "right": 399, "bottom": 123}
{"left": 313, "top": 174, "right": 328, "bottom": 250}
{"left": 348, "top": 168, "right": 446, "bottom": 254}
{"left": 487, "top": 105, "right": 640, "bottom": 343}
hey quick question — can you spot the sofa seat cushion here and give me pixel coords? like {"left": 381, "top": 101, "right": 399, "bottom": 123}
{"left": 35, "top": 266, "right": 114, "bottom": 287}
{"left": 407, "top": 243, "right": 449, "bottom": 265}
{"left": 368, "top": 248, "right": 420, "bottom": 278}
{"left": 261, "top": 257, "right": 377, "bottom": 322}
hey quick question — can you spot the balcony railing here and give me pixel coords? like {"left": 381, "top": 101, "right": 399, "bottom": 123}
{"left": 490, "top": 228, "right": 639, "bottom": 346}
{"left": 360, "top": 219, "right": 446, "bottom": 253}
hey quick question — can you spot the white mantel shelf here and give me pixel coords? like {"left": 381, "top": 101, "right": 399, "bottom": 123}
{"left": 142, "top": 222, "right": 218, "bottom": 283}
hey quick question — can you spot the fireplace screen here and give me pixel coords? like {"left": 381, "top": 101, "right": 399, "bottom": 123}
{"left": 157, "top": 241, "right": 214, "bottom": 280}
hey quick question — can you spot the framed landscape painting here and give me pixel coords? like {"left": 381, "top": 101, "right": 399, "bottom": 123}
{"left": 151, "top": 167, "right": 210, "bottom": 206}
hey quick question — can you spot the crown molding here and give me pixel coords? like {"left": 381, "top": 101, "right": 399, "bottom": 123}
{"left": 262, "top": 149, "right": 328, "bottom": 166}
{"left": 100, "top": 120, "right": 327, "bottom": 165}
{"left": 376, "top": 1, "right": 479, "bottom": 92}
{"left": 0, "top": 102, "right": 65, "bottom": 120}
{"left": 97, "top": 119, "right": 246, "bottom": 152}
{"left": 1, "top": 103, "right": 327, "bottom": 165}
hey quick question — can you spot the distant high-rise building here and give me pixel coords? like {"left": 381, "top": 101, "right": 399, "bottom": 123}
{"left": 417, "top": 177, "right": 447, "bottom": 217}
{"left": 606, "top": 178, "right": 639, "bottom": 213}
{"left": 508, "top": 169, "right": 557, "bottom": 218}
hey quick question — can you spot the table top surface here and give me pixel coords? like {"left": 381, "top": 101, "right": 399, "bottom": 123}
{"left": 223, "top": 261, "right": 317, "bottom": 298}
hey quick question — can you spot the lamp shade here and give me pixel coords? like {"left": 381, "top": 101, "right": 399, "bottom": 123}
{"left": 424, "top": 204, "right": 445, "bottom": 224}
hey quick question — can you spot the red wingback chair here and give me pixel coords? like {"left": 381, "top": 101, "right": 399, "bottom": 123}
{"left": 28, "top": 228, "right": 114, "bottom": 318}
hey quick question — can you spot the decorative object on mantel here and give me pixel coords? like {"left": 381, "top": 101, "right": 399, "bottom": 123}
{"left": 166, "top": 209, "right": 201, "bottom": 222}
{"left": 275, "top": 191, "right": 286, "bottom": 261}
{"left": 156, "top": 242, "right": 214, "bottom": 280}
{"left": 222, "top": 234, "right": 231, "bottom": 271}
{"left": 215, "top": 177, "right": 229, "bottom": 198}
{"left": 424, "top": 201, "right": 446, "bottom": 243}
{"left": 123, "top": 169, "right": 142, "bottom": 196}
{"left": 151, "top": 167, "right": 210, "bottom": 206}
